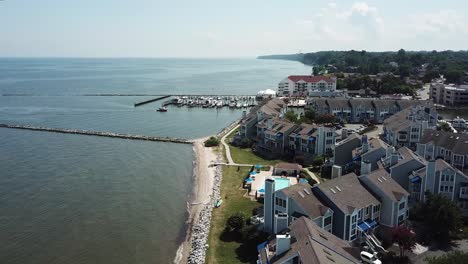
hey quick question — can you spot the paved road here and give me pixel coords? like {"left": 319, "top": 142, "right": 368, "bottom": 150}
{"left": 411, "top": 239, "right": 468, "bottom": 264}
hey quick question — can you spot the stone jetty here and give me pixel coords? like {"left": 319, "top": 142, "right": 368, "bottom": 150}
{"left": 0, "top": 124, "right": 192, "bottom": 144}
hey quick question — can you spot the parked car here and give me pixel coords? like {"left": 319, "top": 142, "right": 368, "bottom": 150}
{"left": 360, "top": 251, "right": 382, "bottom": 264}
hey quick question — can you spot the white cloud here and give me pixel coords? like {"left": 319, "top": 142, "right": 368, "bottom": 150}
{"left": 287, "top": 2, "right": 468, "bottom": 52}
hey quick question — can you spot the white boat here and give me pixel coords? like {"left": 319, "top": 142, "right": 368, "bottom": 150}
{"left": 236, "top": 102, "right": 242, "bottom": 108}
{"left": 242, "top": 103, "right": 248, "bottom": 108}
{"left": 216, "top": 101, "right": 223, "bottom": 108}
{"left": 452, "top": 116, "right": 468, "bottom": 128}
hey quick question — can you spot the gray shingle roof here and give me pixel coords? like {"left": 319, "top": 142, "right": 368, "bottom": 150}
{"left": 270, "top": 217, "right": 360, "bottom": 264}
{"left": 366, "top": 169, "right": 409, "bottom": 202}
{"left": 315, "top": 173, "right": 380, "bottom": 214}
{"left": 420, "top": 129, "right": 468, "bottom": 155}
{"left": 278, "top": 183, "right": 329, "bottom": 220}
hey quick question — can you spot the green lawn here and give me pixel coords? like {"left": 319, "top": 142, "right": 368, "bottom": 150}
{"left": 229, "top": 145, "right": 281, "bottom": 166}
{"left": 206, "top": 166, "right": 262, "bottom": 264}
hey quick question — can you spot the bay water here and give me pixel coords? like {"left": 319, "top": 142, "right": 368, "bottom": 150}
{"left": 0, "top": 58, "right": 309, "bottom": 263}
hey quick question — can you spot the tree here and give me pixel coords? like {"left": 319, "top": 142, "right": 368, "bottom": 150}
{"left": 312, "top": 155, "right": 325, "bottom": 167}
{"left": 284, "top": 110, "right": 298, "bottom": 123}
{"left": 426, "top": 251, "right": 468, "bottom": 264}
{"left": 226, "top": 212, "right": 246, "bottom": 232}
{"left": 438, "top": 122, "right": 452, "bottom": 132}
{"left": 392, "top": 225, "right": 416, "bottom": 257}
{"left": 304, "top": 110, "right": 316, "bottom": 121}
{"left": 204, "top": 136, "right": 220, "bottom": 147}
{"left": 315, "top": 114, "right": 336, "bottom": 124}
{"left": 422, "top": 192, "right": 463, "bottom": 244}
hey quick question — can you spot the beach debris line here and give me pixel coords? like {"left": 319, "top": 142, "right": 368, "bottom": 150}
{"left": 187, "top": 155, "right": 223, "bottom": 264}
{"left": 0, "top": 123, "right": 191, "bottom": 144}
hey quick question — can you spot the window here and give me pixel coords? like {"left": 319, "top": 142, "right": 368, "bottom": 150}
{"left": 461, "top": 187, "right": 468, "bottom": 195}
{"left": 324, "top": 216, "right": 332, "bottom": 227}
{"left": 358, "top": 209, "right": 363, "bottom": 220}
{"left": 399, "top": 201, "right": 405, "bottom": 210}
{"left": 373, "top": 204, "right": 380, "bottom": 214}
{"left": 275, "top": 197, "right": 286, "bottom": 208}
{"left": 365, "top": 207, "right": 369, "bottom": 215}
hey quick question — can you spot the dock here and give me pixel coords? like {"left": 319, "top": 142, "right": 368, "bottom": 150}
{"left": 0, "top": 124, "right": 192, "bottom": 144}
{"left": 134, "top": 95, "right": 172, "bottom": 107}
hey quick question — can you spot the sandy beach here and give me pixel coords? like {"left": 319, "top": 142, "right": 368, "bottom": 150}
{"left": 174, "top": 137, "right": 218, "bottom": 264}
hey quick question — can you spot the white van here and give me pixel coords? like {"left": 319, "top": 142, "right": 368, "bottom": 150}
{"left": 360, "top": 251, "right": 382, "bottom": 264}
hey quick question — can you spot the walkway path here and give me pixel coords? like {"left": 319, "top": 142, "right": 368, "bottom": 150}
{"left": 304, "top": 168, "right": 321, "bottom": 184}
{"left": 220, "top": 124, "right": 239, "bottom": 165}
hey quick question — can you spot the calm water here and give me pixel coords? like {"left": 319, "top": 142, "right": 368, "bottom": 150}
{"left": 0, "top": 58, "right": 310, "bottom": 264}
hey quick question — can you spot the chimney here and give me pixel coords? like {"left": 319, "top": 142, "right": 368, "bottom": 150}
{"left": 421, "top": 121, "right": 428, "bottom": 130}
{"left": 276, "top": 233, "right": 291, "bottom": 256}
{"left": 332, "top": 165, "right": 342, "bottom": 179}
{"left": 341, "top": 129, "right": 349, "bottom": 140}
{"left": 263, "top": 179, "right": 276, "bottom": 233}
{"left": 361, "top": 135, "right": 369, "bottom": 153}
{"left": 242, "top": 110, "right": 247, "bottom": 119}
{"left": 424, "top": 160, "right": 437, "bottom": 199}
{"left": 274, "top": 213, "right": 289, "bottom": 234}
{"left": 361, "top": 160, "right": 372, "bottom": 176}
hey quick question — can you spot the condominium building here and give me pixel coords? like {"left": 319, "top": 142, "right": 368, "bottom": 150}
{"left": 278, "top": 75, "right": 337, "bottom": 97}
{"left": 430, "top": 78, "right": 468, "bottom": 106}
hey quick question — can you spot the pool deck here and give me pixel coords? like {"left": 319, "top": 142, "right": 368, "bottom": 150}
{"left": 247, "top": 167, "right": 299, "bottom": 196}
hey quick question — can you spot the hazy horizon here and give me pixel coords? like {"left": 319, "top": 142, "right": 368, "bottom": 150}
{"left": 2, "top": 0, "right": 468, "bottom": 57}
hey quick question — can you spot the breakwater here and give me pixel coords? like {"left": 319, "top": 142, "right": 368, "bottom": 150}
{"left": 134, "top": 95, "right": 172, "bottom": 107}
{"left": 0, "top": 124, "right": 192, "bottom": 144}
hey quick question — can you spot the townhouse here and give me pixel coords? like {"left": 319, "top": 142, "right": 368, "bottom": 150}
{"left": 416, "top": 129, "right": 468, "bottom": 171}
{"left": 312, "top": 173, "right": 381, "bottom": 242}
{"left": 305, "top": 98, "right": 433, "bottom": 124}
{"left": 264, "top": 181, "right": 333, "bottom": 234}
{"left": 383, "top": 105, "right": 438, "bottom": 149}
{"left": 278, "top": 75, "right": 337, "bottom": 97}
{"left": 417, "top": 129, "right": 468, "bottom": 171}
{"left": 258, "top": 217, "right": 360, "bottom": 264}
{"left": 360, "top": 169, "right": 410, "bottom": 228}
{"left": 288, "top": 124, "right": 336, "bottom": 157}
{"left": 334, "top": 133, "right": 362, "bottom": 167}
{"left": 239, "top": 98, "right": 286, "bottom": 139}
{"left": 349, "top": 99, "right": 375, "bottom": 123}
{"left": 409, "top": 159, "right": 468, "bottom": 216}
{"left": 327, "top": 98, "right": 352, "bottom": 121}
{"left": 379, "top": 146, "right": 427, "bottom": 190}
{"left": 255, "top": 119, "right": 296, "bottom": 158}
{"left": 353, "top": 136, "right": 389, "bottom": 171}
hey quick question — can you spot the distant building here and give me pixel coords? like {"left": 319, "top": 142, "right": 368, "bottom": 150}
{"left": 258, "top": 217, "right": 360, "bottom": 264}
{"left": 278, "top": 75, "right": 337, "bottom": 97}
{"left": 430, "top": 78, "right": 468, "bottom": 106}
{"left": 305, "top": 98, "right": 432, "bottom": 124}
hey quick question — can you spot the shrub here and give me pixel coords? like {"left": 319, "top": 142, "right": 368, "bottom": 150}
{"left": 312, "top": 155, "right": 325, "bottom": 167}
{"left": 226, "top": 212, "right": 246, "bottom": 232}
{"left": 239, "top": 138, "right": 252, "bottom": 148}
{"left": 204, "top": 136, "right": 220, "bottom": 147}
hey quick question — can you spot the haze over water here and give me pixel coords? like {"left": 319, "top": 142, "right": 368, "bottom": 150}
{"left": 0, "top": 58, "right": 310, "bottom": 264}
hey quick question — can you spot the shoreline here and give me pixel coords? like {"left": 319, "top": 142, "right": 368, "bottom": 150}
{"left": 174, "top": 121, "right": 239, "bottom": 264}
{"left": 174, "top": 137, "right": 219, "bottom": 264}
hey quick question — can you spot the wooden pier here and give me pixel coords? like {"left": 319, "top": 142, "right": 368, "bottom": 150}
{"left": 134, "top": 95, "right": 172, "bottom": 107}
{"left": 0, "top": 124, "right": 192, "bottom": 144}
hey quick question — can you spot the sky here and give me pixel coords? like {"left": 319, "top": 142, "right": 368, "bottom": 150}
{"left": 1, "top": 0, "right": 468, "bottom": 57}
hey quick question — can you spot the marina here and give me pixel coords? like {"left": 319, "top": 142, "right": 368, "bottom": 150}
{"left": 161, "top": 95, "right": 260, "bottom": 109}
